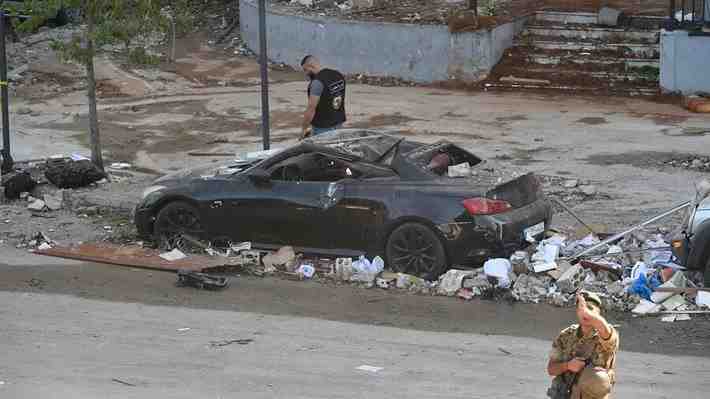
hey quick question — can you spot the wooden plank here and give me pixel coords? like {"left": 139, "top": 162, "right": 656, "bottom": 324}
{"left": 34, "top": 243, "right": 235, "bottom": 272}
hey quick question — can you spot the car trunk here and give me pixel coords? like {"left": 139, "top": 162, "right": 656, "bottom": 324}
{"left": 405, "top": 141, "right": 542, "bottom": 209}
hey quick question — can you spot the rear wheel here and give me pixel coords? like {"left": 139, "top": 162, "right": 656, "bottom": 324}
{"left": 386, "top": 222, "right": 446, "bottom": 280}
{"left": 154, "top": 201, "right": 205, "bottom": 250}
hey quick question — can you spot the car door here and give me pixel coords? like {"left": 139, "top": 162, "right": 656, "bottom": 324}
{"left": 201, "top": 176, "right": 264, "bottom": 244}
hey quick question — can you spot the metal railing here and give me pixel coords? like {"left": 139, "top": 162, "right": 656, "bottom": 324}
{"left": 670, "top": 0, "right": 709, "bottom": 29}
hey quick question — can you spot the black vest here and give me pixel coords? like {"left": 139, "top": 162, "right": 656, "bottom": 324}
{"left": 309, "top": 69, "right": 346, "bottom": 128}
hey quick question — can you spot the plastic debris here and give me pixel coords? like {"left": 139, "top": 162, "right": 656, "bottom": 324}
{"left": 483, "top": 258, "right": 512, "bottom": 288}
{"left": 697, "top": 291, "right": 710, "bottom": 308}
{"left": 296, "top": 264, "right": 316, "bottom": 279}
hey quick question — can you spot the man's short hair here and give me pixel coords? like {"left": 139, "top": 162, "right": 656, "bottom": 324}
{"left": 300, "top": 55, "right": 314, "bottom": 67}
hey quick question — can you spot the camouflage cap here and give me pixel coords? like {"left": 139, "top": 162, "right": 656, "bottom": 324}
{"left": 579, "top": 290, "right": 604, "bottom": 310}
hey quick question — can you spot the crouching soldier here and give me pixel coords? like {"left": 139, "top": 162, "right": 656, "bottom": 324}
{"left": 547, "top": 291, "right": 619, "bottom": 399}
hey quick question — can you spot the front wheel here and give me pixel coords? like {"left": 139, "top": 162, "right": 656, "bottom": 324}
{"left": 154, "top": 201, "right": 205, "bottom": 250}
{"left": 385, "top": 222, "right": 447, "bottom": 280}
{"left": 704, "top": 256, "right": 710, "bottom": 288}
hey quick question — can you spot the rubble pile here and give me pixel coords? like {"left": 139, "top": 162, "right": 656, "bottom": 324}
{"left": 663, "top": 156, "right": 710, "bottom": 173}
{"left": 183, "top": 225, "right": 707, "bottom": 321}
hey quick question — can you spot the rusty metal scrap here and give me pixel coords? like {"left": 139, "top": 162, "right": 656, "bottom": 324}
{"left": 34, "top": 243, "right": 237, "bottom": 272}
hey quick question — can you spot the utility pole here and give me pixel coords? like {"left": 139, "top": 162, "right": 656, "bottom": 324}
{"left": 0, "top": 11, "right": 13, "bottom": 172}
{"left": 258, "top": 0, "right": 270, "bottom": 150}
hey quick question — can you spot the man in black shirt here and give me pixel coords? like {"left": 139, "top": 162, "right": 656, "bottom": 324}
{"left": 300, "top": 55, "right": 347, "bottom": 138}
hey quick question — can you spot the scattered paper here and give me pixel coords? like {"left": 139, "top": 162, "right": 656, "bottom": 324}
{"left": 533, "top": 262, "right": 557, "bottom": 273}
{"left": 110, "top": 162, "right": 132, "bottom": 170}
{"left": 160, "top": 249, "right": 187, "bottom": 262}
{"left": 70, "top": 153, "right": 90, "bottom": 161}
{"left": 356, "top": 365, "right": 383, "bottom": 373}
{"left": 177, "top": 328, "right": 191, "bottom": 332}
{"left": 632, "top": 299, "right": 661, "bottom": 315}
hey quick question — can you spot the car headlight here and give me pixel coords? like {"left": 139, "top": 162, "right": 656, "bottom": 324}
{"left": 142, "top": 185, "right": 166, "bottom": 200}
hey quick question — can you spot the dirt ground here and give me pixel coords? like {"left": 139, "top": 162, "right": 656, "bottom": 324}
{"left": 1, "top": 25, "right": 710, "bottom": 365}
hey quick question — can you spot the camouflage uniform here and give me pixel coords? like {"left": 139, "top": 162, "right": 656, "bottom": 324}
{"left": 547, "top": 324, "right": 619, "bottom": 399}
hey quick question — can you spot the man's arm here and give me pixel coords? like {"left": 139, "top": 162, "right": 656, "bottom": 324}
{"left": 301, "top": 94, "right": 320, "bottom": 136}
{"left": 577, "top": 294, "right": 613, "bottom": 340}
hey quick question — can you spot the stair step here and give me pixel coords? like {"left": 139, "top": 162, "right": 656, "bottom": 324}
{"left": 525, "top": 25, "right": 659, "bottom": 43}
{"left": 525, "top": 54, "right": 659, "bottom": 69}
{"left": 534, "top": 11, "right": 598, "bottom": 25}
{"left": 483, "top": 82, "right": 658, "bottom": 96}
{"left": 514, "top": 39, "right": 660, "bottom": 58}
{"left": 505, "top": 66, "right": 659, "bottom": 82}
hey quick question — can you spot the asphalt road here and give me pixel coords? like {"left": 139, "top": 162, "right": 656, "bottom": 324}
{"left": 1, "top": 255, "right": 710, "bottom": 398}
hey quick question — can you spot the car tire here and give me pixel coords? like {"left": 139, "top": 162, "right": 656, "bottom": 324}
{"left": 386, "top": 222, "right": 447, "bottom": 280}
{"left": 154, "top": 201, "right": 204, "bottom": 249}
{"left": 704, "top": 256, "right": 710, "bottom": 288}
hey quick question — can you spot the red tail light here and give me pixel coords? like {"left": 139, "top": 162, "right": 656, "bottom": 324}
{"left": 462, "top": 198, "right": 512, "bottom": 215}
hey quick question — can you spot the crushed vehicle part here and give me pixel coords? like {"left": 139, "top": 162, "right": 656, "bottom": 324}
{"left": 176, "top": 270, "right": 229, "bottom": 290}
{"left": 45, "top": 159, "right": 106, "bottom": 189}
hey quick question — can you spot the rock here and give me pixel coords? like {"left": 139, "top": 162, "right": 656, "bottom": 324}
{"left": 263, "top": 246, "right": 297, "bottom": 271}
{"left": 691, "top": 159, "right": 704, "bottom": 169}
{"left": 580, "top": 185, "right": 598, "bottom": 196}
{"left": 77, "top": 205, "right": 100, "bottom": 216}
{"left": 462, "top": 273, "right": 492, "bottom": 290}
{"left": 43, "top": 190, "right": 64, "bottom": 211}
{"left": 27, "top": 199, "right": 46, "bottom": 212}
{"left": 606, "top": 281, "right": 625, "bottom": 297}
{"left": 563, "top": 179, "right": 579, "bottom": 189}
{"left": 437, "top": 269, "right": 476, "bottom": 296}
{"left": 511, "top": 274, "right": 548, "bottom": 303}
{"left": 556, "top": 264, "right": 585, "bottom": 294}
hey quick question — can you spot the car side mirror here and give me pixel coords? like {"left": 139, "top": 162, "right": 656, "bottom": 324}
{"left": 248, "top": 169, "right": 271, "bottom": 185}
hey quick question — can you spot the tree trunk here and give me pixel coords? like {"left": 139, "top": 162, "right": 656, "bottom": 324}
{"left": 85, "top": 5, "right": 104, "bottom": 172}
{"left": 468, "top": 0, "right": 478, "bottom": 16}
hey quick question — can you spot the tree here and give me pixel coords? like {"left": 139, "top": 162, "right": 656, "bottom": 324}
{"left": 19, "top": 1, "right": 169, "bottom": 171}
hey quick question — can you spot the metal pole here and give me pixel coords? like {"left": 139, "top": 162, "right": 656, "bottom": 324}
{"left": 569, "top": 201, "right": 691, "bottom": 261}
{"left": 258, "top": 0, "right": 270, "bottom": 150}
{"left": 0, "top": 11, "right": 13, "bottom": 170}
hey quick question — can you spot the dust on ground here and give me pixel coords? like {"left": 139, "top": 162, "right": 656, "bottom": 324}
{"left": 0, "top": 260, "right": 708, "bottom": 358}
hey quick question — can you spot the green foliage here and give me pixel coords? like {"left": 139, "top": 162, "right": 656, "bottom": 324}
{"left": 19, "top": 0, "right": 170, "bottom": 64}
{"left": 127, "top": 47, "right": 161, "bottom": 65}
{"left": 482, "top": 0, "right": 498, "bottom": 16}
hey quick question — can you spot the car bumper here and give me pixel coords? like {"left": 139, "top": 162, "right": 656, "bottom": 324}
{"left": 441, "top": 198, "right": 553, "bottom": 267}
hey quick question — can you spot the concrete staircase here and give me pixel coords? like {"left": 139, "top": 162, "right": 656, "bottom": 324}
{"left": 483, "top": 11, "right": 663, "bottom": 96}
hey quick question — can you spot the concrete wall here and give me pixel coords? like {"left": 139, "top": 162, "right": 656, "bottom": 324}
{"left": 239, "top": 0, "right": 529, "bottom": 83}
{"left": 660, "top": 30, "right": 710, "bottom": 94}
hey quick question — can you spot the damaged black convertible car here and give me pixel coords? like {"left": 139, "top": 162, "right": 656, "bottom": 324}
{"left": 135, "top": 131, "right": 552, "bottom": 279}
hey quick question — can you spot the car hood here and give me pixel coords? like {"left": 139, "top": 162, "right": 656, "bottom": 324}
{"left": 154, "top": 160, "right": 257, "bottom": 185}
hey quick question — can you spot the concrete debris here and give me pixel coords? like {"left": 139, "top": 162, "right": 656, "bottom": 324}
{"left": 556, "top": 264, "right": 585, "bottom": 294}
{"left": 438, "top": 269, "right": 476, "bottom": 296}
{"left": 509, "top": 251, "right": 529, "bottom": 275}
{"left": 43, "top": 190, "right": 64, "bottom": 211}
{"left": 651, "top": 271, "right": 688, "bottom": 304}
{"left": 563, "top": 179, "right": 579, "bottom": 189}
{"left": 661, "top": 294, "right": 688, "bottom": 311}
{"left": 512, "top": 274, "right": 549, "bottom": 303}
{"left": 579, "top": 185, "right": 598, "bottom": 196}
{"left": 632, "top": 299, "right": 662, "bottom": 315}
{"left": 263, "top": 246, "right": 297, "bottom": 272}
{"left": 27, "top": 199, "right": 47, "bottom": 212}
{"left": 241, "top": 250, "right": 262, "bottom": 266}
